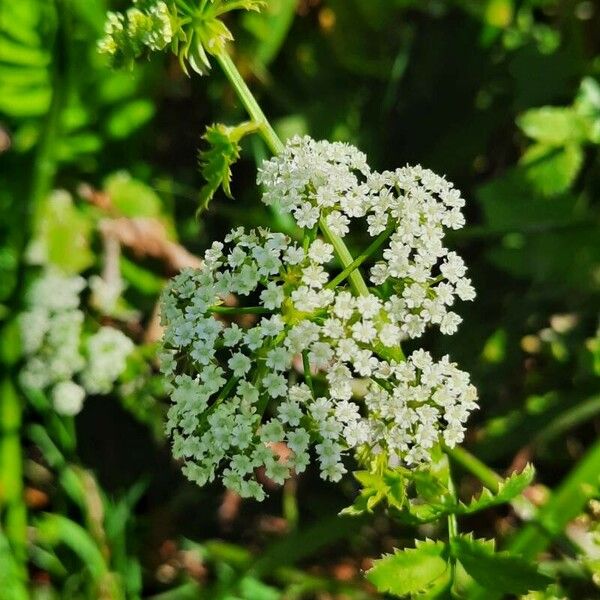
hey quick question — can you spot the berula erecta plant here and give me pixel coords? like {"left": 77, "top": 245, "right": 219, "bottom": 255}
{"left": 99, "top": 2, "right": 553, "bottom": 597}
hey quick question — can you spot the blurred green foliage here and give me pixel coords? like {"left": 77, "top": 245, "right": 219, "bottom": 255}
{"left": 1, "top": 0, "right": 600, "bottom": 598}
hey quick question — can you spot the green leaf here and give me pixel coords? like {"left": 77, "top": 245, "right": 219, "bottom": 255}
{"left": 454, "top": 464, "right": 535, "bottom": 514}
{"left": 520, "top": 143, "right": 584, "bottom": 197}
{"left": 366, "top": 540, "right": 449, "bottom": 597}
{"left": 575, "top": 77, "right": 600, "bottom": 143}
{"left": 517, "top": 107, "right": 589, "bottom": 145}
{"left": 104, "top": 171, "right": 163, "bottom": 219}
{"left": 197, "top": 121, "right": 257, "bottom": 215}
{"left": 36, "top": 513, "right": 108, "bottom": 581}
{"left": 238, "top": 576, "right": 280, "bottom": 600}
{"left": 341, "top": 468, "right": 406, "bottom": 516}
{"left": 105, "top": 99, "right": 156, "bottom": 139}
{"left": 452, "top": 534, "right": 551, "bottom": 595}
{"left": 0, "top": 531, "right": 28, "bottom": 600}
{"left": 391, "top": 466, "right": 535, "bottom": 525}
{"left": 413, "top": 470, "right": 450, "bottom": 504}
{"left": 28, "top": 191, "right": 94, "bottom": 274}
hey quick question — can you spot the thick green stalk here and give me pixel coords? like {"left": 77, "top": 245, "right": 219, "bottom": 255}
{"left": 210, "top": 305, "right": 273, "bottom": 315}
{"left": 319, "top": 217, "right": 369, "bottom": 297}
{"left": 446, "top": 446, "right": 501, "bottom": 494}
{"left": 214, "top": 49, "right": 371, "bottom": 298}
{"left": 325, "top": 223, "right": 394, "bottom": 291}
{"left": 0, "top": 379, "right": 26, "bottom": 573}
{"left": 446, "top": 459, "right": 459, "bottom": 583}
{"left": 215, "top": 50, "right": 283, "bottom": 156}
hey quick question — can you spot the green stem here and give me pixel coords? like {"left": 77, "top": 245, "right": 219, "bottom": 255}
{"left": 27, "top": 0, "right": 69, "bottom": 233}
{"left": 467, "top": 438, "right": 600, "bottom": 600}
{"left": 302, "top": 350, "right": 314, "bottom": 394}
{"left": 445, "top": 445, "right": 501, "bottom": 494}
{"left": 443, "top": 456, "right": 459, "bottom": 588}
{"left": 214, "top": 48, "right": 371, "bottom": 300}
{"left": 319, "top": 217, "right": 369, "bottom": 297}
{"left": 210, "top": 305, "right": 273, "bottom": 315}
{"left": 508, "top": 437, "right": 600, "bottom": 559}
{"left": 0, "top": 379, "right": 27, "bottom": 575}
{"left": 325, "top": 224, "right": 394, "bottom": 290}
{"left": 215, "top": 50, "right": 283, "bottom": 156}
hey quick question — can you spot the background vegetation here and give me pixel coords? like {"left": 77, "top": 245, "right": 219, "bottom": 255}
{"left": 1, "top": 0, "right": 599, "bottom": 598}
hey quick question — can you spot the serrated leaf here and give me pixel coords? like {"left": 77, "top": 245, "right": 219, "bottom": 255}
{"left": 454, "top": 464, "right": 535, "bottom": 514}
{"left": 391, "top": 466, "right": 535, "bottom": 525}
{"left": 452, "top": 534, "right": 551, "bottom": 595}
{"left": 341, "top": 468, "right": 407, "bottom": 516}
{"left": 413, "top": 470, "right": 451, "bottom": 503}
{"left": 520, "top": 143, "right": 583, "bottom": 197}
{"left": 517, "top": 107, "right": 589, "bottom": 145}
{"left": 197, "top": 121, "right": 257, "bottom": 215}
{"left": 366, "top": 540, "right": 449, "bottom": 597}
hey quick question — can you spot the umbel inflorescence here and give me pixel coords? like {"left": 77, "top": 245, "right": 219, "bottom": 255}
{"left": 160, "top": 136, "right": 478, "bottom": 500}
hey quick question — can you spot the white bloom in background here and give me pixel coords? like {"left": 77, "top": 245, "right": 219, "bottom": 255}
{"left": 19, "top": 268, "right": 136, "bottom": 415}
{"left": 82, "top": 327, "right": 135, "bottom": 394}
{"left": 52, "top": 381, "right": 86, "bottom": 416}
{"left": 19, "top": 272, "right": 86, "bottom": 392}
{"left": 25, "top": 269, "right": 85, "bottom": 312}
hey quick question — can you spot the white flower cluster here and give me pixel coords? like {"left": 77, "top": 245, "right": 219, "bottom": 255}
{"left": 81, "top": 327, "right": 135, "bottom": 395}
{"left": 161, "top": 227, "right": 478, "bottom": 500}
{"left": 19, "top": 270, "right": 135, "bottom": 416}
{"left": 98, "top": 0, "right": 172, "bottom": 60}
{"left": 258, "top": 136, "right": 475, "bottom": 338}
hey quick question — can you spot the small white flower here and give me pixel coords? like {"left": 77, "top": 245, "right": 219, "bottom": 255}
{"left": 263, "top": 373, "right": 287, "bottom": 398}
{"left": 308, "top": 239, "right": 334, "bottom": 264}
{"left": 228, "top": 352, "right": 251, "bottom": 377}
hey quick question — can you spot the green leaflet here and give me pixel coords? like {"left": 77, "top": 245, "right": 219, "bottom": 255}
{"left": 197, "top": 121, "right": 257, "bottom": 215}
{"left": 366, "top": 540, "right": 449, "bottom": 598}
{"left": 517, "top": 106, "right": 589, "bottom": 146}
{"left": 520, "top": 142, "right": 584, "bottom": 197}
{"left": 453, "top": 463, "right": 535, "bottom": 515}
{"left": 390, "top": 466, "right": 535, "bottom": 525}
{"left": 452, "top": 534, "right": 552, "bottom": 595}
{"left": 367, "top": 534, "right": 550, "bottom": 598}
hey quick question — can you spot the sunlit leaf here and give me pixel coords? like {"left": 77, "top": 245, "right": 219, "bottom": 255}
{"left": 517, "top": 107, "right": 588, "bottom": 145}
{"left": 366, "top": 540, "right": 449, "bottom": 597}
{"left": 520, "top": 142, "right": 584, "bottom": 197}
